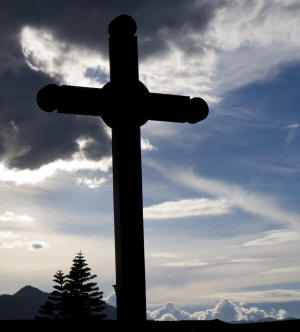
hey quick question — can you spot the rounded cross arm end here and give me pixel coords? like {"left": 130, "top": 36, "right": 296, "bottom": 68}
{"left": 36, "top": 84, "right": 60, "bottom": 112}
{"left": 188, "top": 97, "right": 209, "bottom": 124}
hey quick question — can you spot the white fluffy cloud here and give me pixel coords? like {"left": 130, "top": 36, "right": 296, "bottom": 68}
{"left": 191, "top": 300, "right": 286, "bottom": 322}
{"left": 148, "top": 300, "right": 287, "bottom": 322}
{"left": 144, "top": 198, "right": 231, "bottom": 219}
{"left": 141, "top": 138, "right": 156, "bottom": 152}
{"left": 149, "top": 303, "right": 191, "bottom": 321}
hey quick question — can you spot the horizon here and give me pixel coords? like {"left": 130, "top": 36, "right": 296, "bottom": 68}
{"left": 0, "top": 0, "right": 300, "bottom": 321}
{"left": 2, "top": 284, "right": 300, "bottom": 322}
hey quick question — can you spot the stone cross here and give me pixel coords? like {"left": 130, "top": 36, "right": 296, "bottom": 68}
{"left": 36, "top": 15, "right": 209, "bottom": 322}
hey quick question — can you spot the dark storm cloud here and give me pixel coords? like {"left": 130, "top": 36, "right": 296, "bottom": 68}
{"left": 0, "top": 64, "right": 111, "bottom": 169}
{"left": 0, "top": 0, "right": 226, "bottom": 57}
{"left": 0, "top": 0, "right": 226, "bottom": 170}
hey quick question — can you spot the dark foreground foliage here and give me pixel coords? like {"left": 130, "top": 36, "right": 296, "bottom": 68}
{"left": 1, "top": 319, "right": 300, "bottom": 331}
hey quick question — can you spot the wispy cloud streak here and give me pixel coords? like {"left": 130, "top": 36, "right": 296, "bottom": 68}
{"left": 242, "top": 230, "right": 300, "bottom": 247}
{"left": 144, "top": 198, "right": 231, "bottom": 219}
{"left": 146, "top": 160, "right": 300, "bottom": 229}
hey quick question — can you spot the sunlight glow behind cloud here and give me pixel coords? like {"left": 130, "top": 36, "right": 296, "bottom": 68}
{"left": 19, "top": 0, "right": 300, "bottom": 109}
{"left": 21, "top": 26, "right": 109, "bottom": 87}
{"left": 0, "top": 156, "right": 111, "bottom": 185}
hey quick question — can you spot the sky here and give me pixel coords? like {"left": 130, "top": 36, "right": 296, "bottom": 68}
{"left": 0, "top": 0, "right": 300, "bottom": 321}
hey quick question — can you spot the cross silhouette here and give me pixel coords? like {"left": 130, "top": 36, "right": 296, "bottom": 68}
{"left": 36, "top": 15, "right": 208, "bottom": 322}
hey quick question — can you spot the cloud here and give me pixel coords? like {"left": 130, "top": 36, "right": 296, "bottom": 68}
{"left": 147, "top": 161, "right": 300, "bottom": 228}
{"left": 0, "top": 229, "right": 49, "bottom": 251}
{"left": 104, "top": 292, "right": 116, "bottom": 307}
{"left": 155, "top": 256, "right": 264, "bottom": 269}
{"left": 0, "top": 211, "right": 34, "bottom": 223}
{"left": 0, "top": 23, "right": 155, "bottom": 173}
{"left": 230, "top": 258, "right": 262, "bottom": 264}
{"left": 159, "top": 260, "right": 212, "bottom": 269}
{"left": 259, "top": 267, "right": 300, "bottom": 275}
{"left": 0, "top": 62, "right": 111, "bottom": 170}
{"left": 149, "top": 252, "right": 181, "bottom": 259}
{"left": 191, "top": 300, "right": 286, "bottom": 322}
{"left": 148, "top": 300, "right": 287, "bottom": 322}
{"left": 1, "top": 1, "right": 300, "bottom": 171}
{"left": 141, "top": 0, "right": 300, "bottom": 102}
{"left": 0, "top": 231, "right": 19, "bottom": 240}
{"left": 211, "top": 289, "right": 300, "bottom": 303}
{"left": 207, "top": 1, "right": 300, "bottom": 98}
{"left": 286, "top": 123, "right": 299, "bottom": 143}
{"left": 0, "top": 23, "right": 110, "bottom": 171}
{"left": 20, "top": 26, "right": 109, "bottom": 87}
{"left": 0, "top": 236, "right": 49, "bottom": 251}
{"left": 157, "top": 313, "right": 177, "bottom": 321}
{"left": 0, "top": 155, "right": 111, "bottom": 185}
{"left": 241, "top": 230, "right": 300, "bottom": 247}
{"left": 150, "top": 253, "right": 262, "bottom": 269}
{"left": 0, "top": 0, "right": 215, "bottom": 168}
{"left": 141, "top": 138, "right": 156, "bottom": 151}
{"left": 287, "top": 123, "right": 299, "bottom": 129}
{"left": 149, "top": 303, "right": 191, "bottom": 321}
{"left": 28, "top": 240, "right": 49, "bottom": 251}
{"left": 3, "top": 0, "right": 217, "bottom": 59}
{"left": 76, "top": 176, "right": 108, "bottom": 189}
{"left": 144, "top": 198, "right": 232, "bottom": 219}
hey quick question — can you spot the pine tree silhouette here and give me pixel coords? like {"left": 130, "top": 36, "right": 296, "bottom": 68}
{"left": 65, "top": 251, "right": 106, "bottom": 320}
{"left": 36, "top": 270, "right": 67, "bottom": 320}
{"left": 36, "top": 252, "right": 106, "bottom": 320}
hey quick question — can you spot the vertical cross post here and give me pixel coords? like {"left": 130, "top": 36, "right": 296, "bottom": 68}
{"left": 109, "top": 17, "right": 147, "bottom": 322}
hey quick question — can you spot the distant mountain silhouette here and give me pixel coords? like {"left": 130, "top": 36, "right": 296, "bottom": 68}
{"left": 0, "top": 285, "right": 116, "bottom": 320}
{"left": 0, "top": 285, "right": 48, "bottom": 320}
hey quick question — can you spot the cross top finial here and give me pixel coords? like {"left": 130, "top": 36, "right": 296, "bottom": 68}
{"left": 108, "top": 15, "right": 137, "bottom": 37}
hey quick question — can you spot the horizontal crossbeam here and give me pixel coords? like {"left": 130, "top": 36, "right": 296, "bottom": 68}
{"left": 37, "top": 84, "right": 209, "bottom": 126}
